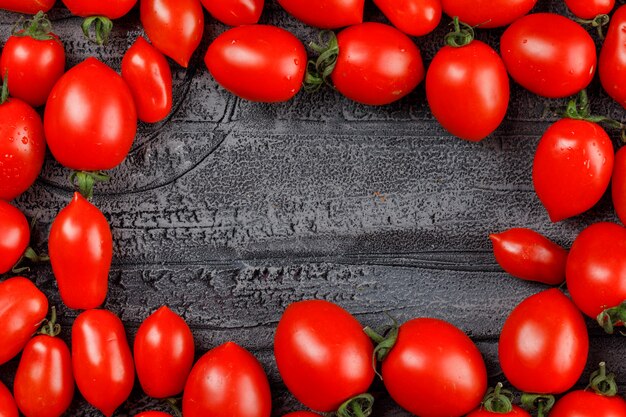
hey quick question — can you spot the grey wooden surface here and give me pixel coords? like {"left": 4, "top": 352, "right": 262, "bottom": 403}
{"left": 1, "top": 0, "right": 625, "bottom": 416}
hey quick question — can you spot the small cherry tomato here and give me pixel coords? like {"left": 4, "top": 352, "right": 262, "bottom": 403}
{"left": 565, "top": 0, "right": 615, "bottom": 19}
{"left": 0, "top": 201, "right": 29, "bottom": 274}
{"left": 183, "top": 342, "right": 272, "bottom": 417}
{"left": 140, "top": 0, "right": 204, "bottom": 68}
{"left": 277, "top": 0, "right": 363, "bottom": 29}
{"left": 373, "top": 0, "right": 442, "bottom": 37}
{"left": 0, "top": 277, "right": 48, "bottom": 365}
{"left": 205, "top": 25, "right": 307, "bottom": 102}
{"left": 0, "top": 380, "right": 18, "bottom": 417}
{"left": 532, "top": 119, "right": 614, "bottom": 222}
{"left": 489, "top": 228, "right": 568, "bottom": 285}
{"left": 600, "top": 5, "right": 626, "bottom": 109}
{"left": 501, "top": 13, "right": 596, "bottom": 98}
{"left": 200, "top": 0, "right": 264, "bottom": 25}
{"left": 72, "top": 309, "right": 134, "bottom": 417}
{"left": 134, "top": 306, "right": 194, "bottom": 398}
{"left": 499, "top": 289, "right": 588, "bottom": 394}
{"left": 441, "top": 0, "right": 537, "bottom": 28}
{"left": 122, "top": 37, "right": 172, "bottom": 123}
{"left": 613, "top": 147, "right": 626, "bottom": 225}
{"left": 0, "top": 0, "right": 55, "bottom": 14}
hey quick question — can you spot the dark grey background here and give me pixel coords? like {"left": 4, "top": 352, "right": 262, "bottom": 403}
{"left": 1, "top": 0, "right": 625, "bottom": 415}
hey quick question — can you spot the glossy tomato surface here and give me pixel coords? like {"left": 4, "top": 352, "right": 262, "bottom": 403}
{"left": 550, "top": 390, "right": 626, "bottom": 417}
{"left": 466, "top": 405, "right": 531, "bottom": 417}
{"left": 134, "top": 306, "right": 194, "bottom": 398}
{"left": 382, "top": 318, "right": 487, "bottom": 417}
{"left": 373, "top": 0, "right": 441, "bottom": 36}
{"left": 200, "top": 0, "right": 264, "bottom": 25}
{"left": 277, "top": 0, "right": 363, "bottom": 29}
{"left": 182, "top": 342, "right": 271, "bottom": 417}
{"left": 441, "top": 0, "right": 537, "bottom": 28}
{"left": 600, "top": 5, "right": 626, "bottom": 109}
{"left": 332, "top": 22, "right": 424, "bottom": 106}
{"left": 0, "top": 0, "right": 55, "bottom": 13}
{"left": 72, "top": 309, "right": 134, "bottom": 417}
{"left": 44, "top": 57, "right": 136, "bottom": 171}
{"left": 61, "top": 0, "right": 137, "bottom": 19}
{"left": 426, "top": 40, "right": 509, "bottom": 141}
{"left": 613, "top": 147, "right": 626, "bottom": 225}
{"left": 205, "top": 25, "right": 306, "bottom": 103}
{"left": 0, "top": 201, "right": 29, "bottom": 274}
{"left": 0, "top": 380, "right": 18, "bottom": 417}
{"left": 565, "top": 0, "right": 615, "bottom": 19}
{"left": 532, "top": 119, "right": 613, "bottom": 222}
{"left": 501, "top": 13, "right": 596, "bottom": 98}
{"left": 49, "top": 192, "right": 112, "bottom": 310}
{"left": 499, "top": 289, "right": 588, "bottom": 393}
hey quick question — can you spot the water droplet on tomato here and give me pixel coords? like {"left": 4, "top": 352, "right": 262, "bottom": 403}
{"left": 8, "top": 137, "right": 13, "bottom": 142}
{"left": 294, "top": 59, "right": 299, "bottom": 65}
{"left": 21, "top": 137, "right": 28, "bottom": 144}
{"left": 522, "top": 39, "right": 528, "bottom": 44}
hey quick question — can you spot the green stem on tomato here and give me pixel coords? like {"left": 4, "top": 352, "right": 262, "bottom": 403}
{"left": 363, "top": 315, "right": 399, "bottom": 379}
{"left": 521, "top": 393, "right": 555, "bottom": 417}
{"left": 165, "top": 397, "right": 183, "bottom": 417}
{"left": 38, "top": 306, "right": 61, "bottom": 337}
{"left": 70, "top": 171, "right": 110, "bottom": 200}
{"left": 482, "top": 383, "right": 514, "bottom": 414}
{"left": 564, "top": 89, "right": 626, "bottom": 142}
{"left": 444, "top": 16, "right": 475, "bottom": 47}
{"left": 588, "top": 362, "right": 619, "bottom": 396}
{"left": 303, "top": 30, "right": 339, "bottom": 93}
{"left": 13, "top": 11, "right": 55, "bottom": 40}
{"left": 597, "top": 301, "right": 626, "bottom": 334}
{"left": 82, "top": 16, "right": 114, "bottom": 45}
{"left": 0, "top": 71, "right": 9, "bottom": 105}
{"left": 574, "top": 14, "right": 610, "bottom": 39}
{"left": 336, "top": 394, "right": 374, "bottom": 417}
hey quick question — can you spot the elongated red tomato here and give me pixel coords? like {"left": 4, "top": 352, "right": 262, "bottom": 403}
{"left": 72, "top": 309, "right": 134, "bottom": 417}
{"left": 0, "top": 201, "right": 29, "bottom": 274}
{"left": 373, "top": 0, "right": 441, "bottom": 36}
{"left": 205, "top": 25, "right": 307, "bottom": 102}
{"left": 426, "top": 39, "right": 509, "bottom": 141}
{"left": 613, "top": 147, "right": 626, "bottom": 225}
{"left": 61, "top": 0, "right": 137, "bottom": 19}
{"left": 141, "top": 0, "right": 204, "bottom": 68}
{"left": 501, "top": 13, "right": 596, "bottom": 98}
{"left": 183, "top": 342, "right": 271, "bottom": 417}
{"left": 277, "top": 0, "right": 363, "bottom": 29}
{"left": 550, "top": 390, "right": 626, "bottom": 417}
{"left": 49, "top": 192, "right": 112, "bottom": 310}
{"left": 499, "top": 289, "right": 588, "bottom": 394}
{"left": 0, "top": 277, "right": 48, "bottom": 365}
{"left": 200, "top": 0, "right": 264, "bottom": 25}
{"left": 533, "top": 119, "right": 614, "bottom": 222}
{"left": 441, "top": 0, "right": 537, "bottom": 28}
{"left": 44, "top": 57, "right": 136, "bottom": 171}
{"left": 122, "top": 37, "right": 172, "bottom": 123}
{"left": 134, "top": 306, "right": 194, "bottom": 398}
{"left": 490, "top": 228, "right": 568, "bottom": 285}
{"left": 566, "top": 0, "right": 615, "bottom": 19}
{"left": 0, "top": 380, "right": 18, "bottom": 417}
{"left": 600, "top": 6, "right": 626, "bottom": 109}
{"left": 274, "top": 300, "right": 374, "bottom": 412}
{"left": 0, "top": 0, "right": 55, "bottom": 13}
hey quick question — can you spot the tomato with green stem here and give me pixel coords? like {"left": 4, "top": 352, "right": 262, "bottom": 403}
{"left": 466, "top": 383, "right": 532, "bottom": 417}
{"left": 277, "top": 0, "right": 363, "bottom": 29}
{"left": 441, "top": 0, "right": 537, "bottom": 28}
{"left": 373, "top": 0, "right": 441, "bottom": 37}
{"left": 0, "top": 0, "right": 55, "bottom": 14}
{"left": 565, "top": 0, "right": 614, "bottom": 38}
{"left": 0, "top": 201, "right": 30, "bottom": 274}
{"left": 200, "top": 0, "right": 264, "bottom": 25}
{"left": 0, "top": 380, "right": 17, "bottom": 417}
{"left": 61, "top": 0, "right": 137, "bottom": 45}
{"left": 613, "top": 147, "right": 626, "bottom": 225}
{"left": 600, "top": 5, "right": 626, "bottom": 109}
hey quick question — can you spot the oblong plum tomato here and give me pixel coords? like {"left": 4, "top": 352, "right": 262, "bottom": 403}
{"left": 373, "top": 0, "right": 441, "bottom": 36}
{"left": 134, "top": 306, "right": 194, "bottom": 398}
{"left": 600, "top": 5, "right": 626, "bottom": 109}
{"left": 205, "top": 25, "right": 306, "bottom": 102}
{"left": 532, "top": 119, "right": 614, "bottom": 222}
{"left": 441, "top": 0, "right": 537, "bottom": 28}
{"left": 332, "top": 23, "right": 424, "bottom": 106}
{"left": 0, "top": 0, "right": 55, "bottom": 14}
{"left": 0, "top": 380, "right": 18, "bottom": 417}
{"left": 499, "top": 289, "right": 588, "bottom": 394}
{"left": 382, "top": 318, "right": 487, "bottom": 417}
{"left": 550, "top": 389, "right": 626, "bottom": 417}
{"left": 613, "top": 147, "right": 626, "bottom": 225}
{"left": 277, "top": 0, "right": 363, "bottom": 29}
{"left": 501, "top": 13, "right": 596, "bottom": 98}
{"left": 489, "top": 228, "right": 568, "bottom": 285}
{"left": 200, "top": 0, "right": 264, "bottom": 25}
{"left": 565, "top": 0, "right": 615, "bottom": 19}
{"left": 44, "top": 57, "right": 137, "bottom": 171}
{"left": 122, "top": 37, "right": 172, "bottom": 123}
{"left": 274, "top": 300, "right": 374, "bottom": 412}
{"left": 183, "top": 342, "right": 271, "bottom": 417}
{"left": 0, "top": 277, "right": 48, "bottom": 365}
{"left": 141, "top": 0, "right": 204, "bottom": 68}
{"left": 72, "top": 309, "right": 134, "bottom": 417}
{"left": 49, "top": 192, "right": 112, "bottom": 310}
{"left": 61, "top": 0, "right": 137, "bottom": 19}
{"left": 426, "top": 39, "right": 509, "bottom": 141}
{"left": 0, "top": 201, "right": 29, "bottom": 274}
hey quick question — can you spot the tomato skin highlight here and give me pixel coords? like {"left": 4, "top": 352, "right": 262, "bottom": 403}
{"left": 182, "top": 342, "right": 272, "bottom": 417}
{"left": 490, "top": 228, "right": 568, "bottom": 285}
{"left": 277, "top": 0, "right": 363, "bottom": 29}
{"left": 0, "top": 0, "right": 55, "bottom": 14}
{"left": 0, "top": 201, "right": 30, "bottom": 274}
{"left": 501, "top": 13, "right": 596, "bottom": 98}
{"left": 0, "top": 380, "right": 18, "bottom": 417}
{"left": 200, "top": 0, "right": 264, "bottom": 25}
{"left": 205, "top": 25, "right": 307, "bottom": 103}
{"left": 382, "top": 318, "right": 487, "bottom": 417}
{"left": 49, "top": 192, "right": 112, "bottom": 310}
{"left": 600, "top": 5, "right": 626, "bottom": 109}
{"left": 498, "top": 289, "right": 588, "bottom": 394}
{"left": 373, "top": 0, "right": 442, "bottom": 37}
{"left": 565, "top": 0, "right": 615, "bottom": 20}
{"left": 61, "top": 0, "right": 138, "bottom": 19}
{"left": 466, "top": 405, "right": 532, "bottom": 417}
{"left": 549, "top": 390, "right": 626, "bottom": 417}
{"left": 332, "top": 23, "right": 424, "bottom": 106}
{"left": 122, "top": 37, "right": 173, "bottom": 123}
{"left": 14, "top": 335, "right": 74, "bottom": 417}
{"left": 426, "top": 40, "right": 509, "bottom": 142}
{"left": 613, "top": 147, "right": 626, "bottom": 225}
{"left": 441, "top": 0, "right": 537, "bottom": 28}
{"left": 134, "top": 306, "right": 195, "bottom": 398}
{"left": 72, "top": 309, "right": 134, "bottom": 417}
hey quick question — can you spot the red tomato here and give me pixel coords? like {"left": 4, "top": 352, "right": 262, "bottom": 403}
{"left": 0, "top": 13, "right": 65, "bottom": 107}
{"left": 122, "top": 37, "right": 172, "bottom": 123}
{"left": 0, "top": 277, "right": 48, "bottom": 365}
{"left": 426, "top": 39, "right": 509, "bottom": 141}
{"left": 0, "top": 380, "right": 18, "bottom": 417}
{"left": 205, "top": 25, "right": 307, "bottom": 102}
{"left": 134, "top": 306, "right": 194, "bottom": 398}
{"left": 613, "top": 147, "right": 626, "bottom": 225}
{"left": 441, "top": 0, "right": 537, "bottom": 28}
{"left": 565, "top": 0, "right": 615, "bottom": 19}
{"left": 489, "top": 228, "right": 568, "bottom": 285}
{"left": 182, "top": 342, "right": 271, "bottom": 417}
{"left": 382, "top": 318, "right": 487, "bottom": 417}
{"left": 277, "top": 0, "right": 363, "bottom": 29}
{"left": 200, "top": 0, "right": 264, "bottom": 25}
{"left": 49, "top": 192, "right": 112, "bottom": 310}
{"left": 467, "top": 405, "right": 531, "bottom": 417}
{"left": 373, "top": 0, "right": 441, "bottom": 36}
{"left": 532, "top": 119, "right": 614, "bottom": 222}
{"left": 0, "top": 201, "right": 29, "bottom": 274}
{"left": 61, "top": 0, "right": 137, "bottom": 19}
{"left": 498, "top": 289, "right": 588, "bottom": 394}
{"left": 550, "top": 390, "right": 626, "bottom": 417}
{"left": 274, "top": 300, "right": 374, "bottom": 412}
{"left": 331, "top": 23, "right": 424, "bottom": 106}
{"left": 600, "top": 5, "right": 626, "bottom": 109}
{"left": 501, "top": 13, "right": 596, "bottom": 98}
{"left": 72, "top": 309, "right": 134, "bottom": 417}
{"left": 44, "top": 57, "right": 136, "bottom": 171}
{"left": 140, "top": 0, "right": 204, "bottom": 68}
{"left": 0, "top": 0, "right": 55, "bottom": 14}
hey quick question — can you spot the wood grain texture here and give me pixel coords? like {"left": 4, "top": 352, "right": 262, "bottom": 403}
{"left": 1, "top": 0, "right": 625, "bottom": 416}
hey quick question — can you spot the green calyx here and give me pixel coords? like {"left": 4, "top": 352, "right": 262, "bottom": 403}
{"left": 444, "top": 16, "right": 475, "bottom": 48}
{"left": 575, "top": 14, "right": 610, "bottom": 39}
{"left": 363, "top": 316, "right": 399, "bottom": 379}
{"left": 13, "top": 11, "right": 55, "bottom": 41}
{"left": 70, "top": 170, "right": 110, "bottom": 200}
{"left": 11, "top": 214, "right": 50, "bottom": 274}
{"left": 482, "top": 383, "right": 514, "bottom": 414}
{"left": 521, "top": 393, "right": 555, "bottom": 417}
{"left": 82, "top": 16, "right": 114, "bottom": 45}
{"left": 565, "top": 89, "right": 626, "bottom": 142}
{"left": 597, "top": 301, "right": 626, "bottom": 334}
{"left": 588, "top": 362, "right": 619, "bottom": 396}
{"left": 165, "top": 397, "right": 183, "bottom": 417}
{"left": 304, "top": 30, "right": 339, "bottom": 93}
{"left": 336, "top": 394, "right": 374, "bottom": 417}
{"left": 38, "top": 306, "right": 61, "bottom": 337}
